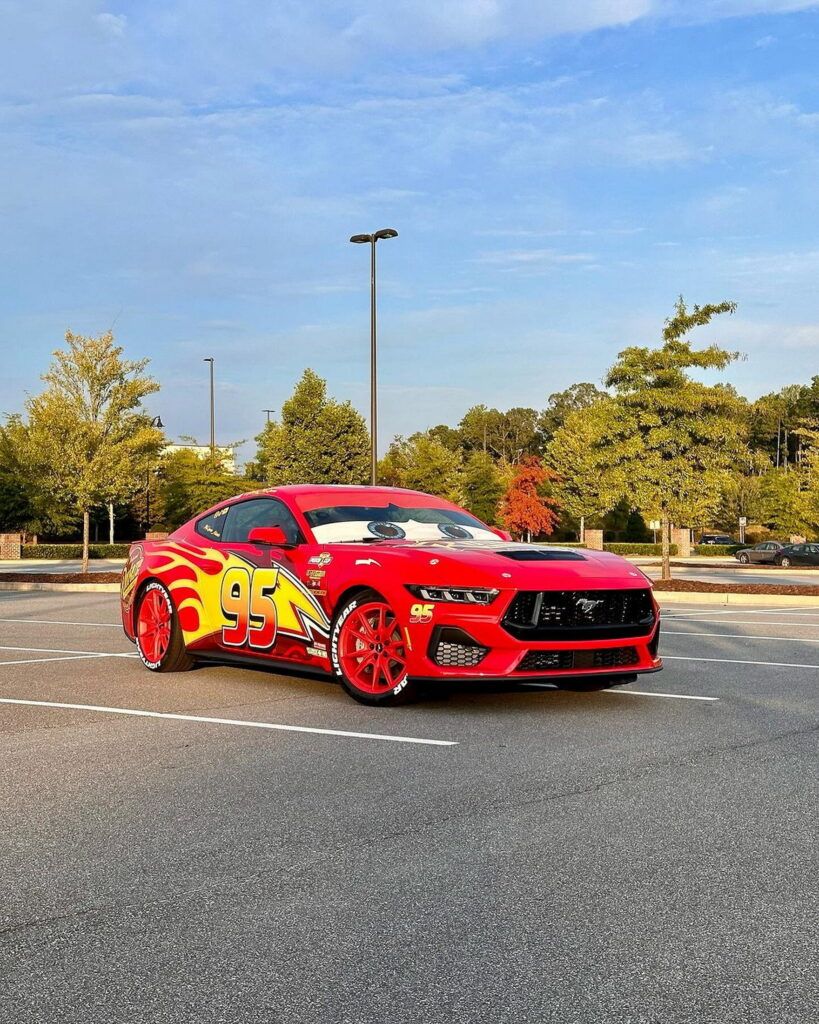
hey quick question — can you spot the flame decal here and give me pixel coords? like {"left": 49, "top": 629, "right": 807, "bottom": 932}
{"left": 143, "top": 541, "right": 330, "bottom": 648}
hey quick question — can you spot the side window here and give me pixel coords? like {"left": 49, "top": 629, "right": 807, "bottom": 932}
{"left": 223, "top": 498, "right": 304, "bottom": 545}
{"left": 195, "top": 505, "right": 232, "bottom": 541}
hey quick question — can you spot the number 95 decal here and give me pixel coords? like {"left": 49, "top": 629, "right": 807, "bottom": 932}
{"left": 220, "top": 566, "right": 280, "bottom": 649}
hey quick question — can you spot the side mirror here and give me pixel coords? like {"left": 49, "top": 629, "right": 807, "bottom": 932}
{"left": 248, "top": 526, "right": 292, "bottom": 547}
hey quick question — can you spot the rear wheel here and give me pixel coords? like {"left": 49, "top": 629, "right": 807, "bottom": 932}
{"left": 331, "top": 590, "right": 416, "bottom": 705}
{"left": 136, "top": 581, "right": 194, "bottom": 672}
{"left": 779, "top": 556, "right": 791, "bottom": 567}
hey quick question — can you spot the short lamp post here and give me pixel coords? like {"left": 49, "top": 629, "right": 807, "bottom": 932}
{"left": 146, "top": 415, "right": 164, "bottom": 531}
{"left": 349, "top": 228, "right": 398, "bottom": 485}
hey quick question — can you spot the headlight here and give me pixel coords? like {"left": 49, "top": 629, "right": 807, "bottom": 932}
{"left": 405, "top": 585, "right": 499, "bottom": 605}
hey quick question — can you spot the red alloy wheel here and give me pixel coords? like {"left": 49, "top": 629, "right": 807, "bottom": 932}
{"left": 137, "top": 587, "right": 172, "bottom": 664}
{"left": 337, "top": 601, "right": 408, "bottom": 695}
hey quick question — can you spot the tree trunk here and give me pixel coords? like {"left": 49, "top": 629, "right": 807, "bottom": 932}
{"left": 580, "top": 515, "right": 585, "bottom": 544}
{"left": 661, "top": 515, "right": 671, "bottom": 580}
{"left": 82, "top": 510, "right": 90, "bottom": 575}
{"left": 108, "top": 503, "right": 114, "bottom": 545}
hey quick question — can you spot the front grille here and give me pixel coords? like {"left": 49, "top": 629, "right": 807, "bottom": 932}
{"left": 517, "top": 646, "right": 638, "bottom": 673}
{"left": 430, "top": 627, "right": 488, "bottom": 668}
{"left": 503, "top": 589, "right": 655, "bottom": 641}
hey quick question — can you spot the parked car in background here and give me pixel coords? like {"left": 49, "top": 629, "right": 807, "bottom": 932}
{"left": 773, "top": 543, "right": 819, "bottom": 567}
{"left": 734, "top": 541, "right": 785, "bottom": 564}
{"left": 700, "top": 533, "right": 735, "bottom": 545}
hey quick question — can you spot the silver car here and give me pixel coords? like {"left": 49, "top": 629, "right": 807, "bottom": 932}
{"left": 735, "top": 541, "right": 784, "bottom": 564}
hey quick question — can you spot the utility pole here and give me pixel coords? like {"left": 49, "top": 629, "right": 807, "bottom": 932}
{"left": 204, "top": 358, "right": 215, "bottom": 459}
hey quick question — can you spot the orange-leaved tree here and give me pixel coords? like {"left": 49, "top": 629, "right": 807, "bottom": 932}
{"left": 500, "top": 456, "right": 559, "bottom": 541}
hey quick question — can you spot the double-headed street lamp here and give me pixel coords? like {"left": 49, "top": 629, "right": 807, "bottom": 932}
{"left": 349, "top": 227, "right": 398, "bottom": 485}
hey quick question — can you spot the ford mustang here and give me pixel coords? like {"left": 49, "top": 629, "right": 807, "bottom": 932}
{"left": 120, "top": 485, "right": 662, "bottom": 705}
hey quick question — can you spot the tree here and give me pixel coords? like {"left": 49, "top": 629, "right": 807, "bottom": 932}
{"left": 462, "top": 450, "right": 505, "bottom": 525}
{"left": 157, "top": 448, "right": 256, "bottom": 530}
{"left": 546, "top": 398, "right": 625, "bottom": 540}
{"left": 757, "top": 469, "right": 810, "bottom": 537}
{"left": 256, "top": 369, "right": 369, "bottom": 485}
{"left": 378, "top": 433, "right": 463, "bottom": 503}
{"left": 14, "top": 331, "right": 163, "bottom": 571}
{"left": 499, "top": 456, "right": 559, "bottom": 541}
{"left": 604, "top": 297, "right": 745, "bottom": 578}
{"left": 539, "top": 382, "right": 608, "bottom": 443}
{"left": 459, "top": 405, "right": 542, "bottom": 461}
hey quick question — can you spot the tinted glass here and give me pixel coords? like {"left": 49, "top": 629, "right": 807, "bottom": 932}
{"left": 303, "top": 502, "right": 497, "bottom": 544}
{"left": 195, "top": 505, "right": 231, "bottom": 541}
{"left": 223, "top": 498, "right": 303, "bottom": 545}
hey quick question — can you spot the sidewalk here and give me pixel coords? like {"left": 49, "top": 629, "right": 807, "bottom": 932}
{"left": 0, "top": 558, "right": 126, "bottom": 575}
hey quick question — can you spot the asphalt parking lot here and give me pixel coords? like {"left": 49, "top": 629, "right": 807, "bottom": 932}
{"left": 1, "top": 592, "right": 816, "bottom": 1024}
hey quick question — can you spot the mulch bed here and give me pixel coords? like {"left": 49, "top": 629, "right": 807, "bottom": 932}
{"left": 0, "top": 572, "right": 122, "bottom": 584}
{"left": 652, "top": 577, "right": 819, "bottom": 596}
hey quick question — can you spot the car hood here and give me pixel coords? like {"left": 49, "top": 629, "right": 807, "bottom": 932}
{"left": 333, "top": 540, "right": 652, "bottom": 590}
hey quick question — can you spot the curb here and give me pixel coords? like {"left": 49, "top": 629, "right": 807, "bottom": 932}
{"left": 0, "top": 581, "right": 120, "bottom": 593}
{"left": 656, "top": 591, "right": 819, "bottom": 607}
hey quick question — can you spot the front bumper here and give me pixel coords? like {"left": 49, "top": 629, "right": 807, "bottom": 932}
{"left": 400, "top": 596, "right": 662, "bottom": 681}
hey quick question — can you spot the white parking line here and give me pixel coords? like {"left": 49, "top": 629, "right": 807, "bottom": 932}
{"left": 0, "top": 645, "right": 136, "bottom": 658}
{"left": 0, "top": 618, "right": 121, "bottom": 628}
{"left": 0, "top": 654, "right": 118, "bottom": 667}
{"left": 607, "top": 689, "right": 718, "bottom": 702}
{"left": 664, "top": 655, "right": 819, "bottom": 670}
{"left": 0, "top": 698, "right": 458, "bottom": 747}
{"left": 664, "top": 631, "right": 819, "bottom": 644}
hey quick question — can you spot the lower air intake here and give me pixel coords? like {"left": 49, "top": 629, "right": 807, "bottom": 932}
{"left": 517, "top": 647, "right": 638, "bottom": 672}
{"left": 430, "top": 627, "right": 488, "bottom": 668}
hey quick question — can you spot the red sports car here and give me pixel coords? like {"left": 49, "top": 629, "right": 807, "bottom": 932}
{"left": 121, "top": 485, "right": 662, "bottom": 705}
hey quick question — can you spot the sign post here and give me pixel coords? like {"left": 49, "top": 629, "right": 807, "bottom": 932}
{"left": 649, "top": 520, "right": 661, "bottom": 545}
{"left": 739, "top": 516, "right": 747, "bottom": 544}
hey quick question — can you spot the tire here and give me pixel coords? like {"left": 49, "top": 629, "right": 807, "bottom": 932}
{"left": 779, "top": 557, "right": 791, "bottom": 568}
{"left": 556, "top": 674, "right": 636, "bottom": 692}
{"left": 330, "top": 589, "right": 417, "bottom": 706}
{"left": 738, "top": 553, "right": 750, "bottom": 564}
{"left": 135, "top": 580, "right": 195, "bottom": 672}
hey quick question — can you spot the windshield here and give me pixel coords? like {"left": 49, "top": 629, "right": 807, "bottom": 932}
{"left": 303, "top": 502, "right": 499, "bottom": 544}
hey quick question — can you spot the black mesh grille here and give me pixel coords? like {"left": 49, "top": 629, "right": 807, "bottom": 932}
{"left": 517, "top": 646, "right": 638, "bottom": 673}
{"left": 429, "top": 627, "right": 488, "bottom": 668}
{"left": 433, "top": 641, "right": 488, "bottom": 668}
{"left": 503, "top": 589, "right": 655, "bottom": 641}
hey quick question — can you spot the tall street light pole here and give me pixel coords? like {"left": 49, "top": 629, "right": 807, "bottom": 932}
{"left": 349, "top": 228, "right": 398, "bottom": 485}
{"left": 203, "top": 357, "right": 215, "bottom": 460}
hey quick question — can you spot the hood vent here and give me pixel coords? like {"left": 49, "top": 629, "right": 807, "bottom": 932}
{"left": 497, "top": 548, "right": 587, "bottom": 562}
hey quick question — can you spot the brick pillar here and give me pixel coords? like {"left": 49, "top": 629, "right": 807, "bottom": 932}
{"left": 671, "top": 526, "right": 691, "bottom": 557}
{"left": 0, "top": 533, "right": 22, "bottom": 559}
{"left": 584, "top": 529, "right": 604, "bottom": 551}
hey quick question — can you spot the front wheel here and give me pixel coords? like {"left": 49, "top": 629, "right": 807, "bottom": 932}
{"left": 135, "top": 580, "right": 195, "bottom": 672}
{"left": 331, "top": 590, "right": 417, "bottom": 705}
{"left": 779, "top": 557, "right": 791, "bottom": 567}
{"left": 738, "top": 553, "right": 750, "bottom": 564}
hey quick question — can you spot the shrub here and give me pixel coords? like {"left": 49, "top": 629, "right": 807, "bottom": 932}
{"left": 692, "top": 544, "right": 742, "bottom": 556}
{"left": 603, "top": 543, "right": 679, "bottom": 555}
{"left": 22, "top": 543, "right": 131, "bottom": 559}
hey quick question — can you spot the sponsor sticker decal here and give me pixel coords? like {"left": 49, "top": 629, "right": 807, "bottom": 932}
{"left": 307, "top": 569, "right": 326, "bottom": 580}
{"left": 308, "top": 552, "right": 333, "bottom": 567}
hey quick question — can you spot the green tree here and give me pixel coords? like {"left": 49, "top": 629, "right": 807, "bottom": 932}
{"left": 539, "top": 382, "right": 607, "bottom": 443}
{"left": 157, "top": 448, "right": 256, "bottom": 530}
{"left": 378, "top": 433, "right": 463, "bottom": 503}
{"left": 459, "top": 405, "right": 542, "bottom": 460}
{"left": 546, "top": 398, "right": 625, "bottom": 541}
{"left": 604, "top": 297, "right": 745, "bottom": 577}
{"left": 256, "top": 369, "right": 369, "bottom": 485}
{"left": 757, "top": 469, "right": 810, "bottom": 537}
{"left": 14, "top": 331, "right": 163, "bottom": 571}
{"left": 462, "top": 450, "right": 504, "bottom": 525}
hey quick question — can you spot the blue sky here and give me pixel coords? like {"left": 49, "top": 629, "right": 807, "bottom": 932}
{"left": 1, "top": 2, "right": 818, "bottom": 461}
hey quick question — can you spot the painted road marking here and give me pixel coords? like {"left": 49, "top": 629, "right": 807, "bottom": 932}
{"left": 607, "top": 689, "right": 718, "bottom": 702}
{"left": 664, "top": 631, "right": 819, "bottom": 644}
{"left": 664, "top": 655, "right": 819, "bottom": 670}
{"left": 0, "top": 645, "right": 136, "bottom": 658}
{"left": 0, "top": 654, "right": 121, "bottom": 667}
{"left": 0, "top": 698, "right": 458, "bottom": 747}
{"left": 0, "top": 618, "right": 122, "bottom": 628}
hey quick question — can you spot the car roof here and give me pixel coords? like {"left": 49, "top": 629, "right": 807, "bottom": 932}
{"left": 219, "top": 484, "right": 463, "bottom": 512}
